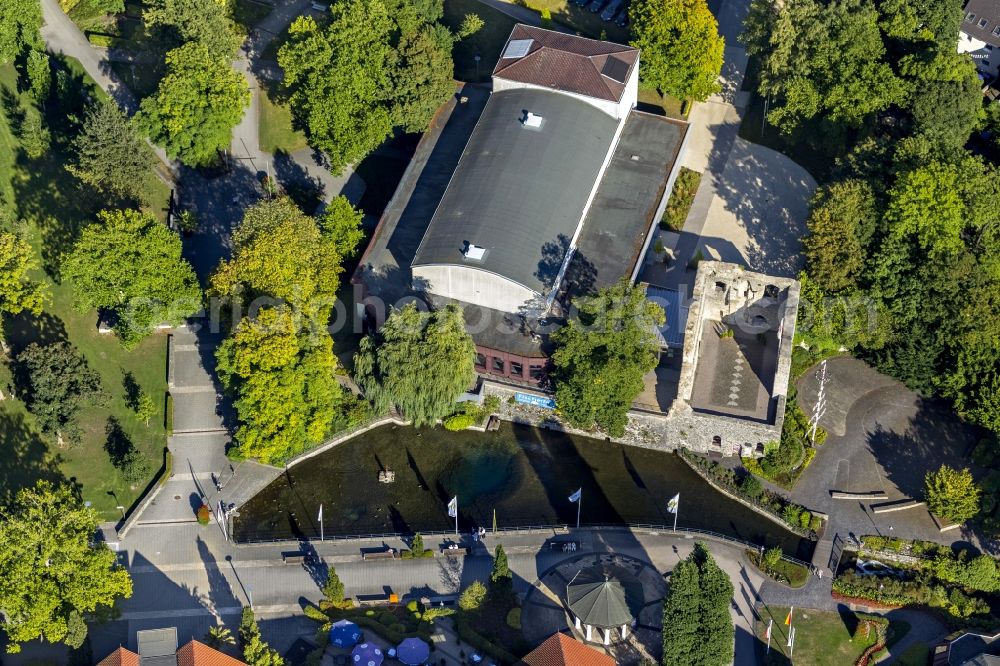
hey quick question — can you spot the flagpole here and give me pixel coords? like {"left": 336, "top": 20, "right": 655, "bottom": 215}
{"left": 765, "top": 619, "right": 772, "bottom": 654}
{"left": 319, "top": 504, "right": 324, "bottom": 542}
{"left": 576, "top": 492, "right": 581, "bottom": 529}
{"left": 455, "top": 499, "right": 459, "bottom": 536}
{"left": 673, "top": 497, "right": 678, "bottom": 532}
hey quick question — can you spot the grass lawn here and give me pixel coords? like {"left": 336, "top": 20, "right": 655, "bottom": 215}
{"left": 444, "top": 0, "right": 518, "bottom": 82}
{"left": 896, "top": 642, "right": 929, "bottom": 666}
{"left": 756, "top": 606, "right": 910, "bottom": 666}
{"left": 637, "top": 86, "right": 687, "bottom": 120}
{"left": 661, "top": 167, "right": 701, "bottom": 231}
{"left": 519, "top": 0, "right": 629, "bottom": 43}
{"left": 259, "top": 88, "right": 308, "bottom": 154}
{"left": 746, "top": 550, "right": 809, "bottom": 588}
{"left": 0, "top": 60, "right": 170, "bottom": 519}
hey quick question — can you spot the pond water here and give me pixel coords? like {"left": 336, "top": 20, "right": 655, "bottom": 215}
{"left": 233, "top": 423, "right": 812, "bottom": 558}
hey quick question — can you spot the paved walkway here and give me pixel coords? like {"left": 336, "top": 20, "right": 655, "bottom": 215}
{"left": 639, "top": 0, "right": 815, "bottom": 294}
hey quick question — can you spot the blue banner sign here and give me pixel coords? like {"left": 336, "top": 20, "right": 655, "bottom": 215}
{"left": 515, "top": 392, "right": 556, "bottom": 409}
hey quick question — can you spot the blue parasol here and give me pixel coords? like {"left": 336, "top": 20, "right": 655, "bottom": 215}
{"left": 351, "top": 643, "right": 384, "bottom": 666}
{"left": 329, "top": 620, "right": 362, "bottom": 648}
{"left": 396, "top": 638, "right": 430, "bottom": 666}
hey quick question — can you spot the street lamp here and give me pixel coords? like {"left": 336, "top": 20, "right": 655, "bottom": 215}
{"left": 247, "top": 584, "right": 254, "bottom": 609}
{"left": 116, "top": 506, "right": 126, "bottom": 521}
{"left": 474, "top": 54, "right": 481, "bottom": 80}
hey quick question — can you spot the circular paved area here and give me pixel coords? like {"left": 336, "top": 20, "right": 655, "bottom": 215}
{"left": 521, "top": 552, "right": 668, "bottom": 664}
{"left": 793, "top": 356, "right": 982, "bottom": 546}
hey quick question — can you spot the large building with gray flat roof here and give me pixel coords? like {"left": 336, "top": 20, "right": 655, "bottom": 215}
{"left": 356, "top": 25, "right": 688, "bottom": 386}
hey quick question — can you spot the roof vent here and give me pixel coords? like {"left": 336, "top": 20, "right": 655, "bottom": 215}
{"left": 503, "top": 39, "right": 533, "bottom": 59}
{"left": 464, "top": 243, "right": 487, "bottom": 261}
{"left": 522, "top": 111, "right": 544, "bottom": 129}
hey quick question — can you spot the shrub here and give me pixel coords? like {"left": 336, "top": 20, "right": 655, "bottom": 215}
{"left": 799, "top": 510, "right": 812, "bottom": 529}
{"left": 323, "top": 566, "right": 345, "bottom": 604}
{"left": 506, "top": 607, "right": 521, "bottom": 629}
{"left": 454, "top": 613, "right": 518, "bottom": 664}
{"left": 406, "top": 600, "right": 420, "bottom": 613}
{"left": 782, "top": 504, "right": 802, "bottom": 526}
{"left": 763, "top": 546, "right": 782, "bottom": 569}
{"left": 483, "top": 395, "right": 501, "bottom": 413}
{"left": 925, "top": 465, "right": 981, "bottom": 523}
{"left": 422, "top": 607, "right": 455, "bottom": 622}
{"left": 458, "top": 581, "right": 487, "bottom": 611}
{"left": 739, "top": 473, "right": 764, "bottom": 499}
{"left": 378, "top": 612, "right": 396, "bottom": 627}
{"left": 304, "top": 605, "right": 328, "bottom": 623}
{"left": 390, "top": 623, "right": 407, "bottom": 634}
{"left": 661, "top": 167, "right": 701, "bottom": 231}
{"left": 443, "top": 412, "right": 477, "bottom": 431}
{"left": 196, "top": 504, "right": 210, "bottom": 525}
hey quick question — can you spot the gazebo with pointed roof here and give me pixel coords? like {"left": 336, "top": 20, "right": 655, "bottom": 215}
{"left": 566, "top": 568, "right": 637, "bottom": 645}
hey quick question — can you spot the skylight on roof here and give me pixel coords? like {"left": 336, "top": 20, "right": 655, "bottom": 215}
{"left": 601, "top": 56, "right": 630, "bottom": 83}
{"left": 503, "top": 39, "right": 533, "bottom": 59}
{"left": 523, "top": 112, "right": 543, "bottom": 128}
{"left": 465, "top": 244, "right": 487, "bottom": 261}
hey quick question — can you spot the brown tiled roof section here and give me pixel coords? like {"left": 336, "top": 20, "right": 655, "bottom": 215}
{"left": 177, "top": 640, "right": 247, "bottom": 666}
{"left": 97, "top": 647, "right": 140, "bottom": 666}
{"left": 519, "top": 633, "right": 616, "bottom": 666}
{"left": 493, "top": 24, "right": 639, "bottom": 103}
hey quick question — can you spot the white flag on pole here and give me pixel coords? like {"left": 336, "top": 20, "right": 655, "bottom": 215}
{"left": 667, "top": 493, "right": 680, "bottom": 514}
{"left": 568, "top": 488, "right": 582, "bottom": 503}
{"left": 318, "top": 504, "right": 323, "bottom": 522}
{"left": 447, "top": 496, "right": 458, "bottom": 518}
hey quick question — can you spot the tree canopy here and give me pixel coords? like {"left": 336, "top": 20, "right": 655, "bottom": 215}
{"left": 630, "top": 0, "right": 724, "bottom": 102}
{"left": 0, "top": 481, "right": 132, "bottom": 652}
{"left": 143, "top": 0, "right": 242, "bottom": 58}
{"left": 0, "top": 231, "right": 47, "bottom": 319}
{"left": 354, "top": 302, "right": 476, "bottom": 426}
{"left": 925, "top": 465, "right": 981, "bottom": 524}
{"left": 68, "top": 102, "right": 155, "bottom": 204}
{"left": 551, "top": 280, "right": 664, "bottom": 437}
{"left": 17, "top": 342, "right": 104, "bottom": 445}
{"left": 742, "top": 0, "right": 906, "bottom": 132}
{"left": 661, "top": 542, "right": 734, "bottom": 666}
{"left": 209, "top": 196, "right": 345, "bottom": 312}
{"left": 278, "top": 0, "right": 463, "bottom": 172}
{"left": 0, "top": 0, "right": 42, "bottom": 64}
{"left": 212, "top": 198, "right": 365, "bottom": 463}
{"left": 64, "top": 208, "right": 201, "bottom": 347}
{"left": 138, "top": 41, "right": 250, "bottom": 166}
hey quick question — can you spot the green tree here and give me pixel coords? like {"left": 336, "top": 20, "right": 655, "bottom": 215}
{"left": 19, "top": 107, "right": 50, "bottom": 159}
{"left": 0, "top": 481, "right": 133, "bottom": 652}
{"left": 279, "top": 10, "right": 394, "bottom": 173}
{"left": 209, "top": 197, "right": 344, "bottom": 311}
{"left": 925, "top": 465, "right": 980, "bottom": 523}
{"left": 18, "top": 342, "right": 104, "bottom": 445}
{"left": 489, "top": 544, "right": 512, "bottom": 598}
{"left": 240, "top": 608, "right": 284, "bottom": 666}
{"left": 354, "top": 302, "right": 476, "bottom": 426}
{"left": 64, "top": 209, "right": 202, "bottom": 347}
{"left": 217, "top": 306, "right": 350, "bottom": 463}
{"left": 25, "top": 48, "right": 50, "bottom": 102}
{"left": 0, "top": 0, "right": 42, "bottom": 64}
{"left": 631, "top": 0, "right": 724, "bottom": 101}
{"left": 68, "top": 102, "right": 155, "bottom": 204}
{"left": 138, "top": 41, "right": 250, "bottom": 166}
{"left": 762, "top": 546, "right": 782, "bottom": 569}
{"left": 876, "top": 0, "right": 962, "bottom": 47}
{"left": 458, "top": 13, "right": 484, "bottom": 38}
{"left": 551, "top": 280, "right": 664, "bottom": 437}
{"left": 389, "top": 25, "right": 456, "bottom": 132}
{"left": 279, "top": 0, "right": 460, "bottom": 171}
{"left": 0, "top": 231, "right": 47, "bottom": 318}
{"left": 135, "top": 391, "right": 156, "bottom": 426}
{"left": 661, "top": 542, "right": 733, "bottom": 666}
{"left": 802, "top": 179, "right": 877, "bottom": 293}
{"left": 458, "top": 580, "right": 487, "bottom": 611}
{"left": 742, "top": 0, "right": 905, "bottom": 132}
{"left": 319, "top": 195, "right": 365, "bottom": 260}
{"left": 322, "top": 566, "right": 345, "bottom": 604}
{"left": 900, "top": 50, "right": 983, "bottom": 154}
{"left": 143, "top": 0, "right": 242, "bottom": 57}
{"left": 204, "top": 626, "right": 236, "bottom": 649}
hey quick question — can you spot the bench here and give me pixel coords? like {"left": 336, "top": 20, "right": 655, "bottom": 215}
{"left": 282, "top": 552, "right": 307, "bottom": 564}
{"left": 440, "top": 546, "right": 468, "bottom": 557}
{"left": 362, "top": 549, "right": 397, "bottom": 561}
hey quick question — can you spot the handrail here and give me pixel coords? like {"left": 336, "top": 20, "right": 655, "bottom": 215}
{"left": 233, "top": 521, "right": 813, "bottom": 567}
